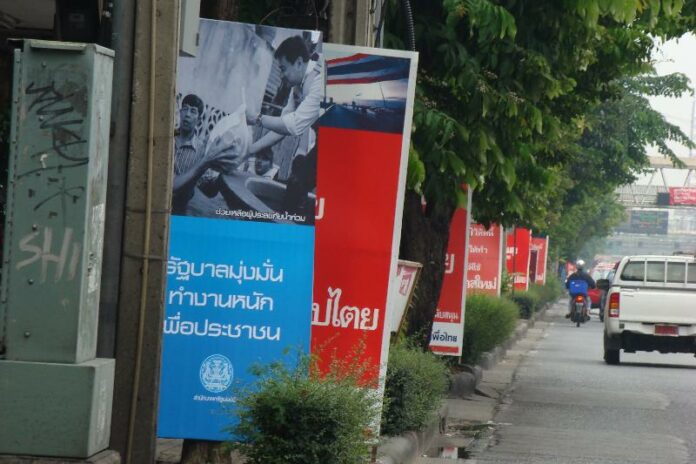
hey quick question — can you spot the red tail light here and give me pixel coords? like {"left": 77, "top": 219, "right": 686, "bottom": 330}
{"left": 574, "top": 295, "right": 584, "bottom": 302}
{"left": 608, "top": 293, "right": 620, "bottom": 318}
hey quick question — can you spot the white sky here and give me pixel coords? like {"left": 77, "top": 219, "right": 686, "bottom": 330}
{"left": 635, "top": 34, "right": 696, "bottom": 186}
{"left": 648, "top": 33, "right": 696, "bottom": 159}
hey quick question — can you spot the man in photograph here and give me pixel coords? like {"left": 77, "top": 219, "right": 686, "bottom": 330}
{"left": 247, "top": 35, "right": 323, "bottom": 218}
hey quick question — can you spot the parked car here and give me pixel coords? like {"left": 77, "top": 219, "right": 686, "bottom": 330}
{"left": 588, "top": 265, "right": 615, "bottom": 309}
{"left": 602, "top": 255, "right": 696, "bottom": 364}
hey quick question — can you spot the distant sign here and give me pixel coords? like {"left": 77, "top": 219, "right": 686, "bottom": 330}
{"left": 531, "top": 236, "right": 549, "bottom": 285}
{"left": 388, "top": 260, "right": 422, "bottom": 333}
{"left": 630, "top": 209, "right": 669, "bottom": 235}
{"left": 467, "top": 223, "right": 503, "bottom": 296}
{"left": 506, "top": 228, "right": 531, "bottom": 291}
{"left": 669, "top": 187, "right": 696, "bottom": 206}
{"left": 430, "top": 207, "right": 470, "bottom": 356}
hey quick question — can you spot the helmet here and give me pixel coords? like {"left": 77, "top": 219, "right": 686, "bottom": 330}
{"left": 576, "top": 259, "right": 585, "bottom": 270}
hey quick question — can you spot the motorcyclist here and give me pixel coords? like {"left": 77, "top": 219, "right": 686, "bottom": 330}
{"left": 565, "top": 259, "right": 596, "bottom": 320}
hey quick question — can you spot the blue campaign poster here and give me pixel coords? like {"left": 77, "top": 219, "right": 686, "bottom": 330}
{"left": 158, "top": 19, "right": 322, "bottom": 440}
{"left": 158, "top": 216, "right": 315, "bottom": 439}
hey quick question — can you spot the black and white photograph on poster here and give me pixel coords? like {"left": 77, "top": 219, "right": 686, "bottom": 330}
{"left": 173, "top": 20, "right": 323, "bottom": 226}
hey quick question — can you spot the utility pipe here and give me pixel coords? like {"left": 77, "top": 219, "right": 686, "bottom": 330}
{"left": 125, "top": 0, "right": 158, "bottom": 460}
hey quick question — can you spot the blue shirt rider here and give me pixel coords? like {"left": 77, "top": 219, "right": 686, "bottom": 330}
{"left": 565, "top": 259, "right": 596, "bottom": 318}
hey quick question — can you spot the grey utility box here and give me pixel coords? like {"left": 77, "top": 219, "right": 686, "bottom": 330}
{"left": 0, "top": 358, "right": 115, "bottom": 457}
{"left": 0, "top": 40, "right": 113, "bottom": 363}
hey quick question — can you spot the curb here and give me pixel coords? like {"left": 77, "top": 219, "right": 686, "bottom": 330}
{"left": 375, "top": 303, "right": 553, "bottom": 463}
{"left": 0, "top": 451, "right": 120, "bottom": 464}
{"left": 376, "top": 402, "right": 447, "bottom": 464}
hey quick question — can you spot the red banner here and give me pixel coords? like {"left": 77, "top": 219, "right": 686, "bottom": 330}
{"left": 669, "top": 187, "right": 696, "bottom": 206}
{"left": 506, "top": 228, "right": 531, "bottom": 291}
{"left": 531, "top": 236, "right": 549, "bottom": 285}
{"left": 467, "top": 223, "right": 503, "bottom": 295}
{"left": 311, "top": 127, "right": 402, "bottom": 383}
{"left": 311, "top": 45, "right": 417, "bottom": 390}
{"left": 430, "top": 207, "right": 469, "bottom": 356}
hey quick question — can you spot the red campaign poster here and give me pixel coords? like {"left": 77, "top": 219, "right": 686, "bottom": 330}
{"left": 310, "top": 45, "right": 418, "bottom": 392}
{"left": 429, "top": 208, "right": 469, "bottom": 355}
{"left": 311, "top": 127, "right": 402, "bottom": 381}
{"left": 506, "top": 228, "right": 531, "bottom": 291}
{"left": 669, "top": 187, "right": 696, "bottom": 206}
{"left": 531, "top": 236, "right": 549, "bottom": 285}
{"left": 467, "top": 223, "right": 503, "bottom": 296}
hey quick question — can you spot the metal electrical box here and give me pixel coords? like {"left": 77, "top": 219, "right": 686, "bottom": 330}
{"left": 0, "top": 358, "right": 115, "bottom": 457}
{"left": 0, "top": 40, "right": 113, "bottom": 363}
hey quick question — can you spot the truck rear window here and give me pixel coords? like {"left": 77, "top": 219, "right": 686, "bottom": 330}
{"left": 646, "top": 262, "right": 665, "bottom": 282}
{"left": 621, "top": 261, "right": 644, "bottom": 281}
{"left": 667, "top": 262, "right": 686, "bottom": 283}
{"left": 689, "top": 263, "right": 696, "bottom": 284}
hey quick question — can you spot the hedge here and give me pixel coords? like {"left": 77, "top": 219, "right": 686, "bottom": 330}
{"left": 461, "top": 294, "right": 519, "bottom": 364}
{"left": 380, "top": 343, "right": 449, "bottom": 436}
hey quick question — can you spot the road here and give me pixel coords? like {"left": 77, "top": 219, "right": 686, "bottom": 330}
{"left": 470, "top": 303, "right": 696, "bottom": 464}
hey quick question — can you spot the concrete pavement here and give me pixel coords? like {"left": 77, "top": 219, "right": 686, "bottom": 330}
{"left": 414, "top": 304, "right": 556, "bottom": 463}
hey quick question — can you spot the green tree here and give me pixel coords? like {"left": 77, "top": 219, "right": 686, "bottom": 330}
{"left": 385, "top": 0, "right": 695, "bottom": 345}
{"left": 544, "top": 72, "right": 693, "bottom": 261}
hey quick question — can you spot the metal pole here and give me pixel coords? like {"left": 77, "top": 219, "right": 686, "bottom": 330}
{"left": 98, "top": 0, "right": 137, "bottom": 359}
{"left": 690, "top": 98, "right": 695, "bottom": 158}
{"left": 512, "top": 226, "right": 517, "bottom": 295}
{"left": 110, "top": 0, "right": 179, "bottom": 462}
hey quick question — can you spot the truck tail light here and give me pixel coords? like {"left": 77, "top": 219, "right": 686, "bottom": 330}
{"left": 608, "top": 293, "right": 620, "bottom": 318}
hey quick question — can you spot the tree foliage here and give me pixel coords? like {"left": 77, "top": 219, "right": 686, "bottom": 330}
{"left": 386, "top": 0, "right": 696, "bottom": 343}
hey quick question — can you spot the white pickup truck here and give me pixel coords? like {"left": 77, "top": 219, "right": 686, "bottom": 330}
{"left": 602, "top": 255, "right": 696, "bottom": 365}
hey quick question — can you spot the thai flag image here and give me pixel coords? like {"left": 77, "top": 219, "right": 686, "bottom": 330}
{"left": 326, "top": 53, "right": 410, "bottom": 85}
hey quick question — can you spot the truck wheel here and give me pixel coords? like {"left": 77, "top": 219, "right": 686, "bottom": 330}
{"left": 604, "top": 348, "right": 620, "bottom": 365}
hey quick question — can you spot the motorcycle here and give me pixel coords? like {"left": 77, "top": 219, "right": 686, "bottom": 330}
{"left": 570, "top": 294, "right": 588, "bottom": 327}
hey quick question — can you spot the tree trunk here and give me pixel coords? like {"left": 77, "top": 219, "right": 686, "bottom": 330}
{"left": 399, "top": 190, "right": 457, "bottom": 349}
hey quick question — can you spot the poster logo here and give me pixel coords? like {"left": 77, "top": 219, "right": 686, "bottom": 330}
{"left": 199, "top": 354, "right": 233, "bottom": 393}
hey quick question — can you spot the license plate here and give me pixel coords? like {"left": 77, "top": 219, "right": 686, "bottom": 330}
{"left": 655, "top": 325, "right": 679, "bottom": 336}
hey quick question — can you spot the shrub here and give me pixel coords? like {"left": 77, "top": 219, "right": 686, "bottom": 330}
{"left": 461, "top": 294, "right": 519, "bottom": 364}
{"left": 381, "top": 343, "right": 448, "bottom": 436}
{"left": 526, "top": 277, "right": 563, "bottom": 311}
{"left": 500, "top": 269, "right": 513, "bottom": 295}
{"left": 542, "top": 275, "right": 563, "bottom": 302}
{"left": 509, "top": 291, "right": 540, "bottom": 319}
{"left": 229, "top": 356, "right": 380, "bottom": 464}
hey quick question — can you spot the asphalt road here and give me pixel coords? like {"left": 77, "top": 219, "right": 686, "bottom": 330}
{"left": 471, "top": 302, "right": 696, "bottom": 464}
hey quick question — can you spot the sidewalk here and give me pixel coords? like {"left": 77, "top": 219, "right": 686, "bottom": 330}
{"left": 413, "top": 303, "right": 558, "bottom": 463}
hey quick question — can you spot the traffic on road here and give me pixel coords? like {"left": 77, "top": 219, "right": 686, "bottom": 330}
{"left": 471, "top": 303, "right": 696, "bottom": 464}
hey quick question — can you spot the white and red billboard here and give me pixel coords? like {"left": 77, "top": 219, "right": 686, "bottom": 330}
{"left": 388, "top": 260, "right": 422, "bottom": 334}
{"left": 506, "top": 227, "right": 532, "bottom": 291}
{"left": 531, "top": 236, "right": 549, "bottom": 285}
{"left": 310, "top": 44, "right": 418, "bottom": 392}
{"left": 467, "top": 223, "right": 503, "bottom": 296}
{"left": 669, "top": 187, "right": 696, "bottom": 206}
{"left": 429, "top": 205, "right": 471, "bottom": 356}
